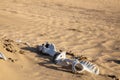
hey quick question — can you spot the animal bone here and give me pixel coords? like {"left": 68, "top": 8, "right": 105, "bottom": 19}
{"left": 38, "top": 42, "right": 57, "bottom": 56}
{"left": 55, "top": 57, "right": 99, "bottom": 74}
{"left": 0, "top": 52, "right": 7, "bottom": 60}
{"left": 38, "top": 42, "right": 99, "bottom": 75}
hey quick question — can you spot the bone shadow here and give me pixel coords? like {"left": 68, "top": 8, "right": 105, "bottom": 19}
{"left": 21, "top": 46, "right": 38, "bottom": 53}
{"left": 21, "top": 46, "right": 72, "bottom": 73}
{"left": 21, "top": 46, "right": 51, "bottom": 60}
{"left": 107, "top": 59, "right": 120, "bottom": 64}
{"left": 38, "top": 60, "right": 72, "bottom": 73}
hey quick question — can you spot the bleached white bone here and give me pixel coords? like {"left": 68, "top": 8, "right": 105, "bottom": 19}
{"left": 55, "top": 51, "right": 66, "bottom": 61}
{"left": 38, "top": 42, "right": 57, "bottom": 56}
{"left": 56, "top": 58, "right": 99, "bottom": 75}
{"left": 38, "top": 42, "right": 99, "bottom": 75}
{"left": 0, "top": 52, "right": 7, "bottom": 60}
{"left": 79, "top": 60, "right": 99, "bottom": 74}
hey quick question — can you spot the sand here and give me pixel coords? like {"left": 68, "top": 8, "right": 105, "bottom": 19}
{"left": 0, "top": 0, "right": 120, "bottom": 80}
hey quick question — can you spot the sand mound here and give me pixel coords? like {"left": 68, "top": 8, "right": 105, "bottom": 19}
{"left": 0, "top": 38, "right": 21, "bottom": 53}
{"left": 0, "top": 38, "right": 23, "bottom": 80}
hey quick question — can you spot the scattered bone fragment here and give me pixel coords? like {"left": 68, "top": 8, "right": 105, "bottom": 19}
{"left": 0, "top": 52, "right": 7, "bottom": 60}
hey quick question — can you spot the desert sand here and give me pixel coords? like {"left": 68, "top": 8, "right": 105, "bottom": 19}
{"left": 0, "top": 0, "right": 120, "bottom": 80}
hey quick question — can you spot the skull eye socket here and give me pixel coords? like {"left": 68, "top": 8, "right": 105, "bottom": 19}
{"left": 45, "top": 44, "right": 49, "bottom": 48}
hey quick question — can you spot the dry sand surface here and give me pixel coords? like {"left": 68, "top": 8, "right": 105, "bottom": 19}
{"left": 0, "top": 0, "right": 120, "bottom": 80}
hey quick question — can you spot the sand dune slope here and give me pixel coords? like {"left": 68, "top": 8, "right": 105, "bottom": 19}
{"left": 0, "top": 0, "right": 120, "bottom": 80}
